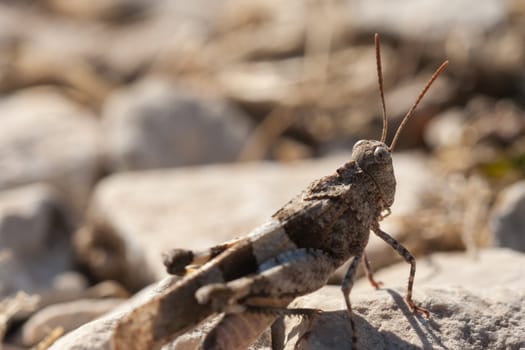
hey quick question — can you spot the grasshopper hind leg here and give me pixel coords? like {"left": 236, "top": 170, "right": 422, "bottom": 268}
{"left": 248, "top": 306, "right": 321, "bottom": 350}
{"left": 195, "top": 248, "right": 337, "bottom": 311}
{"left": 372, "top": 223, "right": 430, "bottom": 317}
{"left": 201, "top": 306, "right": 320, "bottom": 350}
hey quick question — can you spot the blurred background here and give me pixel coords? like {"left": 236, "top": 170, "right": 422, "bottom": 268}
{"left": 0, "top": 0, "right": 524, "bottom": 348}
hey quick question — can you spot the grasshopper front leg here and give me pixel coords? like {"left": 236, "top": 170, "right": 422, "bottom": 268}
{"left": 201, "top": 304, "right": 319, "bottom": 350}
{"left": 372, "top": 223, "right": 429, "bottom": 317}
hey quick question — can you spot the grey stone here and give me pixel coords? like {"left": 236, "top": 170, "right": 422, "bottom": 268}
{"left": 21, "top": 298, "right": 123, "bottom": 346}
{"left": 491, "top": 181, "right": 525, "bottom": 252}
{"left": 103, "top": 79, "right": 254, "bottom": 171}
{"left": 0, "top": 87, "right": 101, "bottom": 212}
{"left": 43, "top": 0, "right": 150, "bottom": 22}
{"left": 346, "top": 0, "right": 507, "bottom": 41}
{"left": 424, "top": 109, "right": 466, "bottom": 150}
{"left": 217, "top": 46, "right": 396, "bottom": 112}
{"left": 0, "top": 184, "right": 75, "bottom": 298}
{"left": 208, "top": 0, "right": 307, "bottom": 62}
{"left": 0, "top": 1, "right": 221, "bottom": 99}
{"left": 35, "top": 276, "right": 129, "bottom": 311}
{"left": 0, "top": 292, "right": 40, "bottom": 346}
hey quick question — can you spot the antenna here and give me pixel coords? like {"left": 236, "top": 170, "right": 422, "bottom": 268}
{"left": 375, "top": 33, "right": 388, "bottom": 143}
{"left": 389, "top": 60, "right": 449, "bottom": 151}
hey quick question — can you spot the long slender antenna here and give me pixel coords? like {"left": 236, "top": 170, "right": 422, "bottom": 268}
{"left": 389, "top": 60, "right": 449, "bottom": 151}
{"left": 375, "top": 33, "right": 388, "bottom": 143}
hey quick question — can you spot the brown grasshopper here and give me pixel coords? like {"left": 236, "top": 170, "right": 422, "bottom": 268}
{"left": 112, "top": 34, "right": 448, "bottom": 350}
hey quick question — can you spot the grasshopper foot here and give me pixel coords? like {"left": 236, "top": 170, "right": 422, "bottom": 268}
{"left": 406, "top": 298, "right": 430, "bottom": 318}
{"left": 367, "top": 275, "right": 383, "bottom": 290}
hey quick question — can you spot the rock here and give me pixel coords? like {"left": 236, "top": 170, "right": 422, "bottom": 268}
{"left": 491, "top": 181, "right": 525, "bottom": 252}
{"left": 217, "top": 46, "right": 397, "bottom": 112}
{"left": 2, "top": 279, "right": 128, "bottom": 344}
{"left": 36, "top": 277, "right": 129, "bottom": 311}
{"left": 346, "top": 0, "right": 507, "bottom": 41}
{"left": 48, "top": 248, "right": 525, "bottom": 349}
{"left": 424, "top": 108, "right": 465, "bottom": 150}
{"left": 286, "top": 285, "right": 524, "bottom": 350}
{"left": 211, "top": 0, "right": 307, "bottom": 62}
{"left": 21, "top": 298, "right": 124, "bottom": 346}
{"left": 352, "top": 248, "right": 525, "bottom": 292}
{"left": 0, "top": 87, "right": 101, "bottom": 212}
{"left": 0, "top": 6, "right": 115, "bottom": 105}
{"left": 0, "top": 1, "right": 228, "bottom": 100}
{"left": 48, "top": 278, "right": 177, "bottom": 350}
{"left": 75, "top": 153, "right": 442, "bottom": 290}
{"left": 216, "top": 58, "right": 304, "bottom": 109}
{"left": 35, "top": 272, "right": 88, "bottom": 310}
{"left": 0, "top": 184, "right": 75, "bottom": 298}
{"left": 100, "top": 0, "right": 223, "bottom": 79}
{"left": 43, "top": 0, "right": 149, "bottom": 22}
{"left": 0, "top": 292, "right": 40, "bottom": 345}
{"left": 2, "top": 344, "right": 26, "bottom": 350}
{"left": 102, "top": 79, "right": 254, "bottom": 171}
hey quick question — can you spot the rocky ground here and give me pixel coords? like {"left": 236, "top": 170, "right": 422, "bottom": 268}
{"left": 0, "top": 0, "right": 525, "bottom": 349}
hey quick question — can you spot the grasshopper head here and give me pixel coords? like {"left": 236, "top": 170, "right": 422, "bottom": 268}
{"left": 352, "top": 34, "right": 448, "bottom": 209}
{"left": 351, "top": 139, "right": 395, "bottom": 207}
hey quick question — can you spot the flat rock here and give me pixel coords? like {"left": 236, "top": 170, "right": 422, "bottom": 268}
{"left": 287, "top": 285, "right": 524, "bottom": 350}
{"left": 491, "top": 181, "right": 525, "bottom": 252}
{"left": 0, "top": 184, "right": 75, "bottom": 298}
{"left": 48, "top": 248, "right": 525, "bottom": 350}
{"left": 76, "top": 153, "right": 440, "bottom": 290}
{"left": 102, "top": 79, "right": 253, "bottom": 171}
{"left": 0, "top": 87, "right": 101, "bottom": 212}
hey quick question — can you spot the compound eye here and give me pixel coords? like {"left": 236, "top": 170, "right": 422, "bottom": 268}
{"left": 374, "top": 146, "right": 391, "bottom": 163}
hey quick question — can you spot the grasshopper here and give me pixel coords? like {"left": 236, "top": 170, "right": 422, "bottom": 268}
{"left": 112, "top": 34, "right": 448, "bottom": 350}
